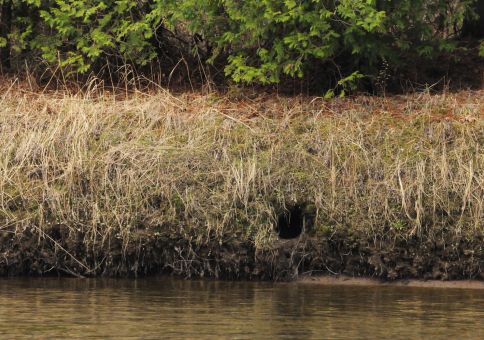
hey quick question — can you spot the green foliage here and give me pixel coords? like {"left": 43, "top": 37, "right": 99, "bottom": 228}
{"left": 376, "top": 0, "right": 476, "bottom": 57}
{"left": 159, "top": 0, "right": 478, "bottom": 87}
{"left": 325, "top": 71, "right": 365, "bottom": 98}
{"left": 161, "top": 0, "right": 386, "bottom": 84}
{"left": 0, "top": 0, "right": 158, "bottom": 72}
{"left": 0, "top": 0, "right": 480, "bottom": 87}
{"left": 35, "top": 0, "right": 156, "bottom": 72}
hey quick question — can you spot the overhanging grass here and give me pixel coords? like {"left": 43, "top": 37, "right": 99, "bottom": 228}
{"left": 0, "top": 83, "right": 482, "bottom": 277}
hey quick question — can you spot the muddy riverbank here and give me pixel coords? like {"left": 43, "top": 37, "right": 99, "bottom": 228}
{"left": 1, "top": 227, "right": 483, "bottom": 281}
{"left": 0, "top": 84, "right": 482, "bottom": 281}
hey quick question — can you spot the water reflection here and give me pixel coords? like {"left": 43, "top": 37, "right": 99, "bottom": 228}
{"left": 0, "top": 278, "right": 483, "bottom": 339}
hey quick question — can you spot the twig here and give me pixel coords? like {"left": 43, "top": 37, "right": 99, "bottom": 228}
{"left": 32, "top": 225, "right": 93, "bottom": 274}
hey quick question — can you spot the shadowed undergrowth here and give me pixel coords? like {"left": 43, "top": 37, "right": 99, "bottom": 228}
{"left": 0, "top": 81, "right": 482, "bottom": 279}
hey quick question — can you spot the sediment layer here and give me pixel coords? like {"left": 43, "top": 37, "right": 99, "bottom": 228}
{"left": 1, "top": 227, "right": 483, "bottom": 280}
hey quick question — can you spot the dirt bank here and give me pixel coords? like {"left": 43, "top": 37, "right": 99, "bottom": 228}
{"left": 0, "top": 84, "right": 482, "bottom": 281}
{"left": 1, "top": 228, "right": 483, "bottom": 281}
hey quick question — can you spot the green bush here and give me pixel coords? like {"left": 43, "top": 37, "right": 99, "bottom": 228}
{"left": 0, "top": 0, "right": 480, "bottom": 87}
{"left": 0, "top": 0, "right": 159, "bottom": 73}
{"left": 162, "top": 0, "right": 478, "bottom": 88}
{"left": 162, "top": 0, "right": 386, "bottom": 84}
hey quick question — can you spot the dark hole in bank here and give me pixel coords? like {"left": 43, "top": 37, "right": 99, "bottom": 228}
{"left": 276, "top": 205, "right": 304, "bottom": 239}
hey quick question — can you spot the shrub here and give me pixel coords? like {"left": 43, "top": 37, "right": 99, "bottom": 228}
{"left": 155, "top": 0, "right": 481, "bottom": 89}
{"left": 0, "top": 0, "right": 480, "bottom": 88}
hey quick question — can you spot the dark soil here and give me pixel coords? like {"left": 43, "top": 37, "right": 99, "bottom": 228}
{"left": 1, "top": 226, "right": 482, "bottom": 281}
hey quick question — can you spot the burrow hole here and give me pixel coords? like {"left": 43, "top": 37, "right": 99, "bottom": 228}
{"left": 276, "top": 205, "right": 305, "bottom": 239}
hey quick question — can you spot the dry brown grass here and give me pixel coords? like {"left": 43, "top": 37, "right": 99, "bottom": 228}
{"left": 0, "top": 78, "right": 482, "bottom": 264}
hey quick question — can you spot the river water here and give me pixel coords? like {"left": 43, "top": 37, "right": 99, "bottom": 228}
{"left": 0, "top": 277, "right": 483, "bottom": 339}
